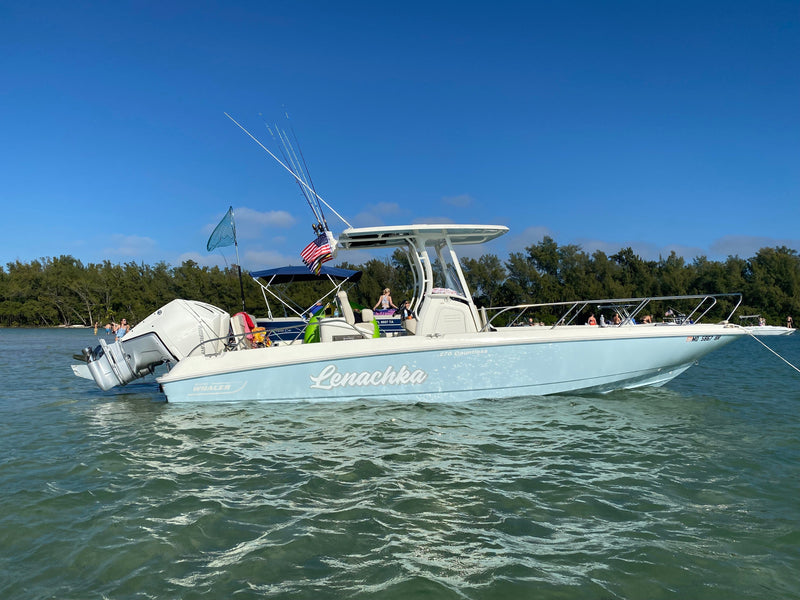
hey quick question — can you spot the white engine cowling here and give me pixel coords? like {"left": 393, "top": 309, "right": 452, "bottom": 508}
{"left": 83, "top": 299, "right": 230, "bottom": 391}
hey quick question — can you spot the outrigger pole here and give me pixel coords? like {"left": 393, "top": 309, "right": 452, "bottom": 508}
{"left": 224, "top": 112, "right": 352, "bottom": 229}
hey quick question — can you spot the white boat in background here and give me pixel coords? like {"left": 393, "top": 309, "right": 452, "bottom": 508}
{"left": 738, "top": 315, "right": 796, "bottom": 336}
{"left": 75, "top": 223, "right": 748, "bottom": 403}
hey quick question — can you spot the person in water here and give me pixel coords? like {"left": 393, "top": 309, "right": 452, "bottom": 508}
{"left": 373, "top": 288, "right": 397, "bottom": 312}
{"left": 115, "top": 319, "right": 129, "bottom": 340}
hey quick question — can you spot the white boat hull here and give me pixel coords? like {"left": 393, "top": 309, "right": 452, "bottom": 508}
{"left": 157, "top": 324, "right": 743, "bottom": 403}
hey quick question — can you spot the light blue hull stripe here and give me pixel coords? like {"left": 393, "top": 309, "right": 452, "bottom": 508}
{"left": 161, "top": 334, "right": 734, "bottom": 403}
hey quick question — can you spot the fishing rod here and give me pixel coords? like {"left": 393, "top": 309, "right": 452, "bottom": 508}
{"left": 266, "top": 123, "right": 324, "bottom": 228}
{"left": 280, "top": 126, "right": 329, "bottom": 231}
{"left": 224, "top": 112, "right": 352, "bottom": 229}
{"left": 283, "top": 112, "right": 329, "bottom": 231}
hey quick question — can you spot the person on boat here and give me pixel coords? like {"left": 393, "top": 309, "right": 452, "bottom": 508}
{"left": 373, "top": 288, "right": 397, "bottom": 312}
{"left": 587, "top": 314, "right": 597, "bottom": 326}
{"left": 612, "top": 313, "right": 622, "bottom": 325}
{"left": 787, "top": 316, "right": 793, "bottom": 328}
{"left": 398, "top": 300, "right": 416, "bottom": 320}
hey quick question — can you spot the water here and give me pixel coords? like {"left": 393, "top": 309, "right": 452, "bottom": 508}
{"left": 1, "top": 328, "right": 798, "bottom": 599}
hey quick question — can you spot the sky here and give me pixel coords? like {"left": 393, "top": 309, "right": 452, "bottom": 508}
{"left": 2, "top": 0, "right": 798, "bottom": 273}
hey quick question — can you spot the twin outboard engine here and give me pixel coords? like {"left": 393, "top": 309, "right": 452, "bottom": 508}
{"left": 83, "top": 300, "right": 230, "bottom": 391}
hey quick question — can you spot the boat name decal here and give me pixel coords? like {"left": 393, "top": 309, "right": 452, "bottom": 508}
{"left": 309, "top": 364, "right": 428, "bottom": 390}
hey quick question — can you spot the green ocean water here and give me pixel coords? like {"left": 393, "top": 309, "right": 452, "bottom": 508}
{"left": 1, "top": 328, "right": 798, "bottom": 599}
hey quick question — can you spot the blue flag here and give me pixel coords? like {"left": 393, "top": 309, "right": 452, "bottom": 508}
{"left": 207, "top": 206, "right": 236, "bottom": 252}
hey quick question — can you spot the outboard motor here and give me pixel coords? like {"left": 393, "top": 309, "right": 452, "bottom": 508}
{"left": 83, "top": 299, "right": 230, "bottom": 391}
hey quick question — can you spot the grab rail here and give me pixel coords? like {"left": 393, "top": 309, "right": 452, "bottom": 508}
{"left": 481, "top": 293, "right": 743, "bottom": 331}
{"left": 184, "top": 316, "right": 383, "bottom": 358}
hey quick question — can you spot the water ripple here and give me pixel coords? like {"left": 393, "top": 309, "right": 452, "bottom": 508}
{"left": 0, "top": 330, "right": 799, "bottom": 598}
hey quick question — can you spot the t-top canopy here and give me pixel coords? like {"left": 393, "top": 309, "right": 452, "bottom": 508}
{"left": 336, "top": 224, "right": 509, "bottom": 250}
{"left": 249, "top": 265, "right": 362, "bottom": 284}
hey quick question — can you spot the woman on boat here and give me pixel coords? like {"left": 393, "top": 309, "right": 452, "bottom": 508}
{"left": 398, "top": 300, "right": 416, "bottom": 320}
{"left": 373, "top": 288, "right": 397, "bottom": 312}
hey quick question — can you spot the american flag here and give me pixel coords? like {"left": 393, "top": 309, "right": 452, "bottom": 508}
{"left": 301, "top": 233, "right": 333, "bottom": 274}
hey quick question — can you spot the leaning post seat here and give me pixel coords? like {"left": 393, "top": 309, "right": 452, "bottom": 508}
{"left": 336, "top": 290, "right": 356, "bottom": 324}
{"left": 229, "top": 314, "right": 251, "bottom": 349}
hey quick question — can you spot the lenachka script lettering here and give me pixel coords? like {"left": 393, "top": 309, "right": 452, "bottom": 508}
{"left": 309, "top": 364, "right": 428, "bottom": 390}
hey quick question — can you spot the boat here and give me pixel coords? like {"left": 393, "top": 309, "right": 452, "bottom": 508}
{"left": 738, "top": 315, "right": 796, "bottom": 336}
{"left": 75, "top": 223, "right": 748, "bottom": 403}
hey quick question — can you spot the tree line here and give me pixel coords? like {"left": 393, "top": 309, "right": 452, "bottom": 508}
{"left": 1, "top": 238, "right": 798, "bottom": 328}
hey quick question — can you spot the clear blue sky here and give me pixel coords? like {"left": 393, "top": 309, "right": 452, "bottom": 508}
{"left": 2, "top": 0, "right": 798, "bottom": 272}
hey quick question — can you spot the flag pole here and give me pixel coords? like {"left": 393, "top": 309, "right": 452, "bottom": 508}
{"left": 231, "top": 207, "right": 247, "bottom": 313}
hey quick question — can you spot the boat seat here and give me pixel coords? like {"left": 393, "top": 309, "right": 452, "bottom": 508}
{"left": 355, "top": 308, "right": 378, "bottom": 337}
{"left": 337, "top": 290, "right": 356, "bottom": 325}
{"left": 229, "top": 314, "right": 251, "bottom": 349}
{"left": 403, "top": 317, "right": 417, "bottom": 335}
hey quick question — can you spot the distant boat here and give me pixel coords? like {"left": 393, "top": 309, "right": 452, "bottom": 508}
{"left": 738, "top": 315, "right": 796, "bottom": 336}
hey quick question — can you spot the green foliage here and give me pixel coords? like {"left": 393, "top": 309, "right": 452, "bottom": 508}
{"left": 461, "top": 254, "right": 506, "bottom": 307}
{"left": 1, "top": 241, "right": 798, "bottom": 327}
{"left": 0, "top": 258, "right": 265, "bottom": 327}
